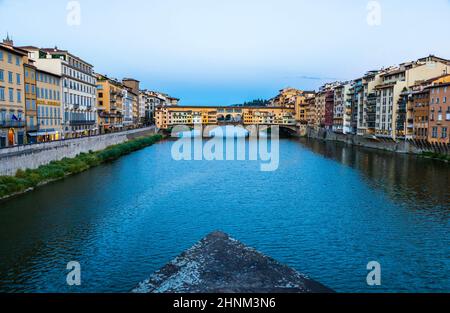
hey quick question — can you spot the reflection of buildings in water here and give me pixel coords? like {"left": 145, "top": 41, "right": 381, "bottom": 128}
{"left": 298, "top": 138, "right": 450, "bottom": 212}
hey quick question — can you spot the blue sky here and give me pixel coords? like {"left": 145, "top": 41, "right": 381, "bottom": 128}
{"left": 1, "top": 0, "right": 450, "bottom": 105}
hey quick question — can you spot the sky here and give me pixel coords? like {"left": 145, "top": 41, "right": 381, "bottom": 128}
{"left": 1, "top": 0, "right": 450, "bottom": 105}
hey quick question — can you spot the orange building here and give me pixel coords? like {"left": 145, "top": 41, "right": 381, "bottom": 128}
{"left": 428, "top": 82, "right": 450, "bottom": 144}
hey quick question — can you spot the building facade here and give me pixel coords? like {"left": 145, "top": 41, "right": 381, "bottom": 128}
{"left": 428, "top": 82, "right": 450, "bottom": 144}
{"left": 96, "top": 74, "right": 124, "bottom": 133}
{"left": 373, "top": 56, "right": 450, "bottom": 139}
{"left": 23, "top": 60, "right": 38, "bottom": 143}
{"left": 0, "top": 38, "right": 27, "bottom": 147}
{"left": 122, "top": 78, "right": 140, "bottom": 126}
{"left": 35, "top": 69, "right": 62, "bottom": 142}
{"left": 411, "top": 88, "right": 430, "bottom": 141}
{"left": 155, "top": 106, "right": 296, "bottom": 130}
{"left": 324, "top": 89, "right": 334, "bottom": 130}
{"left": 23, "top": 47, "right": 97, "bottom": 138}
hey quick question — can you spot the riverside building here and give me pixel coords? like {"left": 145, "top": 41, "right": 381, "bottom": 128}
{"left": 0, "top": 36, "right": 27, "bottom": 147}
{"left": 428, "top": 80, "right": 450, "bottom": 144}
{"left": 96, "top": 74, "right": 125, "bottom": 133}
{"left": 34, "top": 69, "right": 62, "bottom": 142}
{"left": 22, "top": 47, "right": 97, "bottom": 138}
{"left": 374, "top": 56, "right": 450, "bottom": 140}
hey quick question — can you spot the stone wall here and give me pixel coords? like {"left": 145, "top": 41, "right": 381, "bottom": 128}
{"left": 0, "top": 127, "right": 156, "bottom": 176}
{"left": 305, "top": 127, "right": 450, "bottom": 155}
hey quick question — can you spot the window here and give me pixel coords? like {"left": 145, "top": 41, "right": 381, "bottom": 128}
{"left": 7, "top": 53, "right": 12, "bottom": 64}
{"left": 9, "top": 88, "right": 14, "bottom": 102}
{"left": 15, "top": 56, "right": 20, "bottom": 66}
{"left": 0, "top": 70, "right": 3, "bottom": 81}
{"left": 8, "top": 71, "right": 13, "bottom": 83}
{"left": 17, "top": 90, "right": 21, "bottom": 103}
{"left": 0, "top": 87, "right": 4, "bottom": 101}
{"left": 432, "top": 127, "right": 438, "bottom": 138}
{"left": 16, "top": 73, "right": 20, "bottom": 85}
{"left": 0, "top": 51, "right": 3, "bottom": 61}
{"left": 25, "top": 84, "right": 30, "bottom": 93}
{"left": 442, "top": 127, "right": 448, "bottom": 139}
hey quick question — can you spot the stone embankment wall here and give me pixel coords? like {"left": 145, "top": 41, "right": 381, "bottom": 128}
{"left": 304, "top": 127, "right": 450, "bottom": 155}
{"left": 0, "top": 127, "right": 156, "bottom": 176}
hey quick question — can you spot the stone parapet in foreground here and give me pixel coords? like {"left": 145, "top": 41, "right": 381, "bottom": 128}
{"left": 133, "top": 231, "right": 333, "bottom": 293}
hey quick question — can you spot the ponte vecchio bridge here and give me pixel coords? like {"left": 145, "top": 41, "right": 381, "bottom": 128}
{"left": 155, "top": 106, "right": 298, "bottom": 135}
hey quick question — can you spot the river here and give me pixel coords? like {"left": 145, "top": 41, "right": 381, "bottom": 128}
{"left": 0, "top": 137, "right": 448, "bottom": 292}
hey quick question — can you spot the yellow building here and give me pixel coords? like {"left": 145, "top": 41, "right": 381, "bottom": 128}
{"left": 294, "top": 91, "right": 315, "bottom": 125}
{"left": 35, "top": 69, "right": 62, "bottom": 142}
{"left": 24, "top": 60, "right": 37, "bottom": 143}
{"left": 96, "top": 74, "right": 124, "bottom": 133}
{"left": 0, "top": 37, "right": 27, "bottom": 147}
{"left": 270, "top": 87, "right": 303, "bottom": 109}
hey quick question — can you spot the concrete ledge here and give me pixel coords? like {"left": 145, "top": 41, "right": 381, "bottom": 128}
{"left": 0, "top": 127, "right": 156, "bottom": 176}
{"left": 133, "top": 231, "right": 333, "bottom": 293}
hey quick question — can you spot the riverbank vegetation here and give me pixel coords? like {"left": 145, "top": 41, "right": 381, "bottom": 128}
{"left": 0, "top": 134, "right": 163, "bottom": 199}
{"left": 421, "top": 151, "right": 450, "bottom": 162}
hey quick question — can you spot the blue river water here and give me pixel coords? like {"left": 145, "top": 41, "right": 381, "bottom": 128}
{"left": 0, "top": 137, "right": 448, "bottom": 292}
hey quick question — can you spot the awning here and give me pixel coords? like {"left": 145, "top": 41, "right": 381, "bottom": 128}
{"left": 27, "top": 131, "right": 58, "bottom": 136}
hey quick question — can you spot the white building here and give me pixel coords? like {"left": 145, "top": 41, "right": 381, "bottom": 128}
{"left": 24, "top": 47, "right": 97, "bottom": 138}
{"left": 122, "top": 88, "right": 133, "bottom": 127}
{"left": 332, "top": 82, "right": 352, "bottom": 134}
{"left": 138, "top": 91, "right": 146, "bottom": 124}
{"left": 374, "top": 56, "right": 450, "bottom": 139}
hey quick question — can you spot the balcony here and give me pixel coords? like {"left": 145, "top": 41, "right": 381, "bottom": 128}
{"left": 69, "top": 120, "right": 96, "bottom": 126}
{"left": 0, "top": 120, "right": 26, "bottom": 128}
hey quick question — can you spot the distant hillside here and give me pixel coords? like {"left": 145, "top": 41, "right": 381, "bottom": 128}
{"left": 232, "top": 99, "right": 270, "bottom": 107}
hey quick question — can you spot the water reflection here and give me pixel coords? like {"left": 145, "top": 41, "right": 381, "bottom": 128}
{"left": 0, "top": 138, "right": 448, "bottom": 293}
{"left": 298, "top": 138, "right": 450, "bottom": 215}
